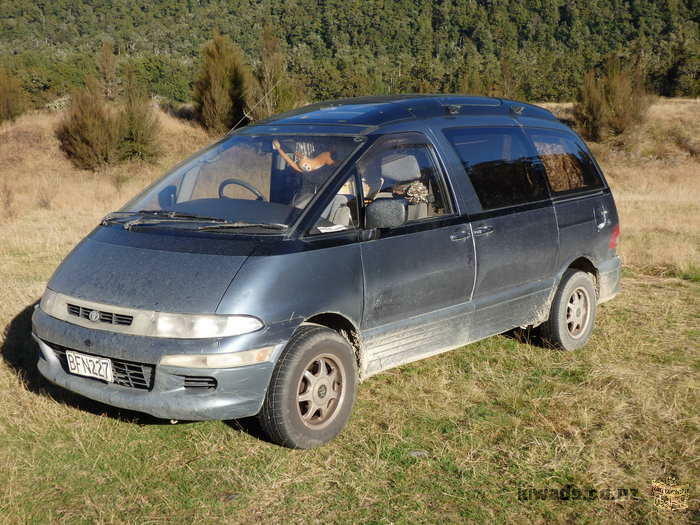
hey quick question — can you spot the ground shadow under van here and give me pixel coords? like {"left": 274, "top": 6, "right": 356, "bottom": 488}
{"left": 1, "top": 303, "right": 272, "bottom": 442}
{"left": 1, "top": 303, "right": 168, "bottom": 425}
{"left": 504, "top": 326, "right": 548, "bottom": 347}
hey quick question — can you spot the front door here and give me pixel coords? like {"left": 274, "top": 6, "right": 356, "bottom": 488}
{"left": 356, "top": 133, "right": 476, "bottom": 373}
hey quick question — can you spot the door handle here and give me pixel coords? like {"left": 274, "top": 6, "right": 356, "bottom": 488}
{"left": 595, "top": 208, "right": 609, "bottom": 231}
{"left": 472, "top": 225, "right": 494, "bottom": 237}
{"left": 450, "top": 229, "right": 470, "bottom": 242}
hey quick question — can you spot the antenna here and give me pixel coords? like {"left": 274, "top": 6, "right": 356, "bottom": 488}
{"left": 229, "top": 77, "right": 285, "bottom": 134}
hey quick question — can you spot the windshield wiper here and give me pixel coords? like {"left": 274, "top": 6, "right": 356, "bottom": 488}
{"left": 102, "top": 210, "right": 229, "bottom": 230}
{"left": 103, "top": 210, "right": 226, "bottom": 222}
{"left": 197, "top": 221, "right": 288, "bottom": 232}
{"left": 102, "top": 211, "right": 287, "bottom": 232}
{"left": 136, "top": 210, "right": 226, "bottom": 220}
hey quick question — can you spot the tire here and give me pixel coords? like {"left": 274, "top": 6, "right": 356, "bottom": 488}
{"left": 257, "top": 325, "right": 358, "bottom": 449}
{"left": 540, "top": 269, "right": 597, "bottom": 351}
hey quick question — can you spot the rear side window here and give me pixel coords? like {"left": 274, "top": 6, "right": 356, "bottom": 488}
{"left": 527, "top": 129, "right": 604, "bottom": 194}
{"left": 443, "top": 127, "right": 548, "bottom": 210}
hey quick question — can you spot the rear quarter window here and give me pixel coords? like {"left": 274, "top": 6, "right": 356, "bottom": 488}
{"left": 443, "top": 127, "right": 548, "bottom": 210}
{"left": 527, "top": 129, "right": 604, "bottom": 195}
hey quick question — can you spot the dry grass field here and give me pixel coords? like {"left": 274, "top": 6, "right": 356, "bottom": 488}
{"left": 0, "top": 99, "right": 698, "bottom": 523}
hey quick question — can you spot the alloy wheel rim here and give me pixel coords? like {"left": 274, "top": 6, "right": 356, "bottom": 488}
{"left": 296, "top": 354, "right": 346, "bottom": 429}
{"left": 566, "top": 286, "right": 590, "bottom": 339}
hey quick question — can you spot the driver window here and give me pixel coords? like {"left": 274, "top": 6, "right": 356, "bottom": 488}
{"left": 309, "top": 172, "right": 361, "bottom": 234}
{"left": 358, "top": 134, "right": 453, "bottom": 223}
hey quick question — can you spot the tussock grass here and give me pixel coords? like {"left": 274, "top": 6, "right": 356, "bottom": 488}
{"left": 0, "top": 99, "right": 698, "bottom": 522}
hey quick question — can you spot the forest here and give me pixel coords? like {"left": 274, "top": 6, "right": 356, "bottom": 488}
{"left": 0, "top": 0, "right": 698, "bottom": 107}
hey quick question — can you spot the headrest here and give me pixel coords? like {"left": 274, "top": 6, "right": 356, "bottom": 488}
{"left": 380, "top": 154, "right": 421, "bottom": 182}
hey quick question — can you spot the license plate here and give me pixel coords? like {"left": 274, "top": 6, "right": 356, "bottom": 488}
{"left": 65, "top": 350, "right": 113, "bottom": 383}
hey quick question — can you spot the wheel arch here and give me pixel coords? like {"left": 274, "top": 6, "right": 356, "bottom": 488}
{"left": 564, "top": 256, "right": 599, "bottom": 296}
{"left": 302, "top": 312, "right": 364, "bottom": 375}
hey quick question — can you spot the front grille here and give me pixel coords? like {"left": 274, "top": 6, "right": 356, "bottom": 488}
{"left": 48, "top": 343, "right": 154, "bottom": 390}
{"left": 183, "top": 376, "right": 217, "bottom": 390}
{"left": 67, "top": 304, "right": 133, "bottom": 326}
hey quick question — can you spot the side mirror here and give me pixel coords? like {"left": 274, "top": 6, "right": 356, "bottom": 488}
{"left": 365, "top": 198, "right": 407, "bottom": 229}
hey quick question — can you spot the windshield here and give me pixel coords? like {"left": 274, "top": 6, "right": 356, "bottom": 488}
{"left": 119, "top": 134, "right": 360, "bottom": 230}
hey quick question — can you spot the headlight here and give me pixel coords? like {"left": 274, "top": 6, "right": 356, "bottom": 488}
{"left": 153, "top": 313, "right": 263, "bottom": 339}
{"left": 40, "top": 288, "right": 60, "bottom": 316}
{"left": 159, "top": 346, "right": 275, "bottom": 368}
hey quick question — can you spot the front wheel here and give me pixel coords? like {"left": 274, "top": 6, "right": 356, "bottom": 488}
{"left": 257, "top": 325, "right": 357, "bottom": 449}
{"left": 539, "top": 269, "right": 597, "bottom": 350}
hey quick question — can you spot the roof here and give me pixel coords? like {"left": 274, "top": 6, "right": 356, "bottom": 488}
{"left": 250, "top": 95, "right": 558, "bottom": 129}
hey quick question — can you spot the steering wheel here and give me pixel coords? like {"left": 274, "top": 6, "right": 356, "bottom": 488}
{"left": 218, "top": 178, "right": 266, "bottom": 201}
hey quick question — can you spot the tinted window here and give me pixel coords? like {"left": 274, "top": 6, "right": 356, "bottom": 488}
{"left": 444, "top": 127, "right": 547, "bottom": 210}
{"left": 528, "top": 129, "right": 604, "bottom": 194}
{"left": 358, "top": 134, "right": 453, "bottom": 223}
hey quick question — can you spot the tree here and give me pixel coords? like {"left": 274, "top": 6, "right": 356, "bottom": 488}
{"left": 574, "top": 71, "right": 609, "bottom": 141}
{"left": 56, "top": 76, "right": 118, "bottom": 170}
{"left": 192, "top": 33, "right": 252, "bottom": 134}
{"left": 117, "top": 68, "right": 160, "bottom": 162}
{"left": 2, "top": 0, "right": 699, "bottom": 104}
{"left": 574, "top": 57, "right": 653, "bottom": 141}
{"left": 246, "top": 26, "right": 307, "bottom": 121}
{"left": 97, "top": 40, "right": 118, "bottom": 99}
{"left": 498, "top": 55, "right": 520, "bottom": 99}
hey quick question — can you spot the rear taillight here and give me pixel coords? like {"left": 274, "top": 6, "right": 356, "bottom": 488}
{"left": 609, "top": 224, "right": 620, "bottom": 250}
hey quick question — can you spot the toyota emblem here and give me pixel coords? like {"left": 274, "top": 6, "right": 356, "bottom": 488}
{"left": 88, "top": 310, "right": 100, "bottom": 322}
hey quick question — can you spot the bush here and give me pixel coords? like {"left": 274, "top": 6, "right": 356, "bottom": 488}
{"left": 97, "top": 41, "right": 118, "bottom": 100}
{"left": 193, "top": 33, "right": 252, "bottom": 134}
{"left": 56, "top": 77, "right": 119, "bottom": 170}
{"left": 126, "top": 54, "right": 193, "bottom": 103}
{"left": 0, "top": 68, "right": 26, "bottom": 124}
{"left": 117, "top": 69, "right": 161, "bottom": 162}
{"left": 247, "top": 26, "right": 307, "bottom": 121}
{"left": 574, "top": 57, "right": 653, "bottom": 142}
{"left": 574, "top": 71, "right": 609, "bottom": 141}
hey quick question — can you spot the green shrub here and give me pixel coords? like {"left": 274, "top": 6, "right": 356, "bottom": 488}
{"left": 573, "top": 71, "right": 609, "bottom": 141}
{"left": 574, "top": 57, "right": 653, "bottom": 142}
{"left": 56, "top": 77, "right": 119, "bottom": 170}
{"left": 247, "top": 26, "right": 307, "bottom": 121}
{"left": 117, "top": 69, "right": 161, "bottom": 162}
{"left": 0, "top": 68, "right": 26, "bottom": 124}
{"left": 125, "top": 54, "right": 193, "bottom": 103}
{"left": 192, "top": 33, "right": 252, "bottom": 134}
{"left": 97, "top": 41, "right": 118, "bottom": 100}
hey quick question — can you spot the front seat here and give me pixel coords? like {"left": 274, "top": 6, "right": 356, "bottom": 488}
{"left": 406, "top": 200, "right": 428, "bottom": 221}
{"left": 380, "top": 153, "right": 428, "bottom": 220}
{"left": 324, "top": 194, "right": 352, "bottom": 227}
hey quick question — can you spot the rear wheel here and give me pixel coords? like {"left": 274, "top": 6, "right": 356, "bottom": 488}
{"left": 540, "top": 269, "right": 597, "bottom": 350}
{"left": 257, "top": 325, "right": 357, "bottom": 449}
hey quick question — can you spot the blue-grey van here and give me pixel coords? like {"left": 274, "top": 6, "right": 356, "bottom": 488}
{"left": 32, "top": 95, "right": 621, "bottom": 448}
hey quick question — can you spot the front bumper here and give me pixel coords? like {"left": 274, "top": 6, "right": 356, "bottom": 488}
{"left": 32, "top": 308, "right": 295, "bottom": 420}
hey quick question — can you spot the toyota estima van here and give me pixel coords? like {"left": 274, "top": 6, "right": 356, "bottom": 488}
{"left": 32, "top": 95, "right": 621, "bottom": 448}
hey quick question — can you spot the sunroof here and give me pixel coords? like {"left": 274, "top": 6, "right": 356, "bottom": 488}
{"left": 274, "top": 101, "right": 416, "bottom": 125}
{"left": 293, "top": 104, "right": 386, "bottom": 121}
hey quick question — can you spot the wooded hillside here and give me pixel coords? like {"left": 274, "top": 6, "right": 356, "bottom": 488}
{"left": 1, "top": 0, "right": 697, "bottom": 105}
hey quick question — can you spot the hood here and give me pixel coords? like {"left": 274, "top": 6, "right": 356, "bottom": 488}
{"left": 47, "top": 227, "right": 256, "bottom": 313}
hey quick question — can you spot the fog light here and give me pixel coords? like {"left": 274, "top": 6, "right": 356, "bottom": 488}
{"left": 159, "top": 346, "right": 275, "bottom": 368}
